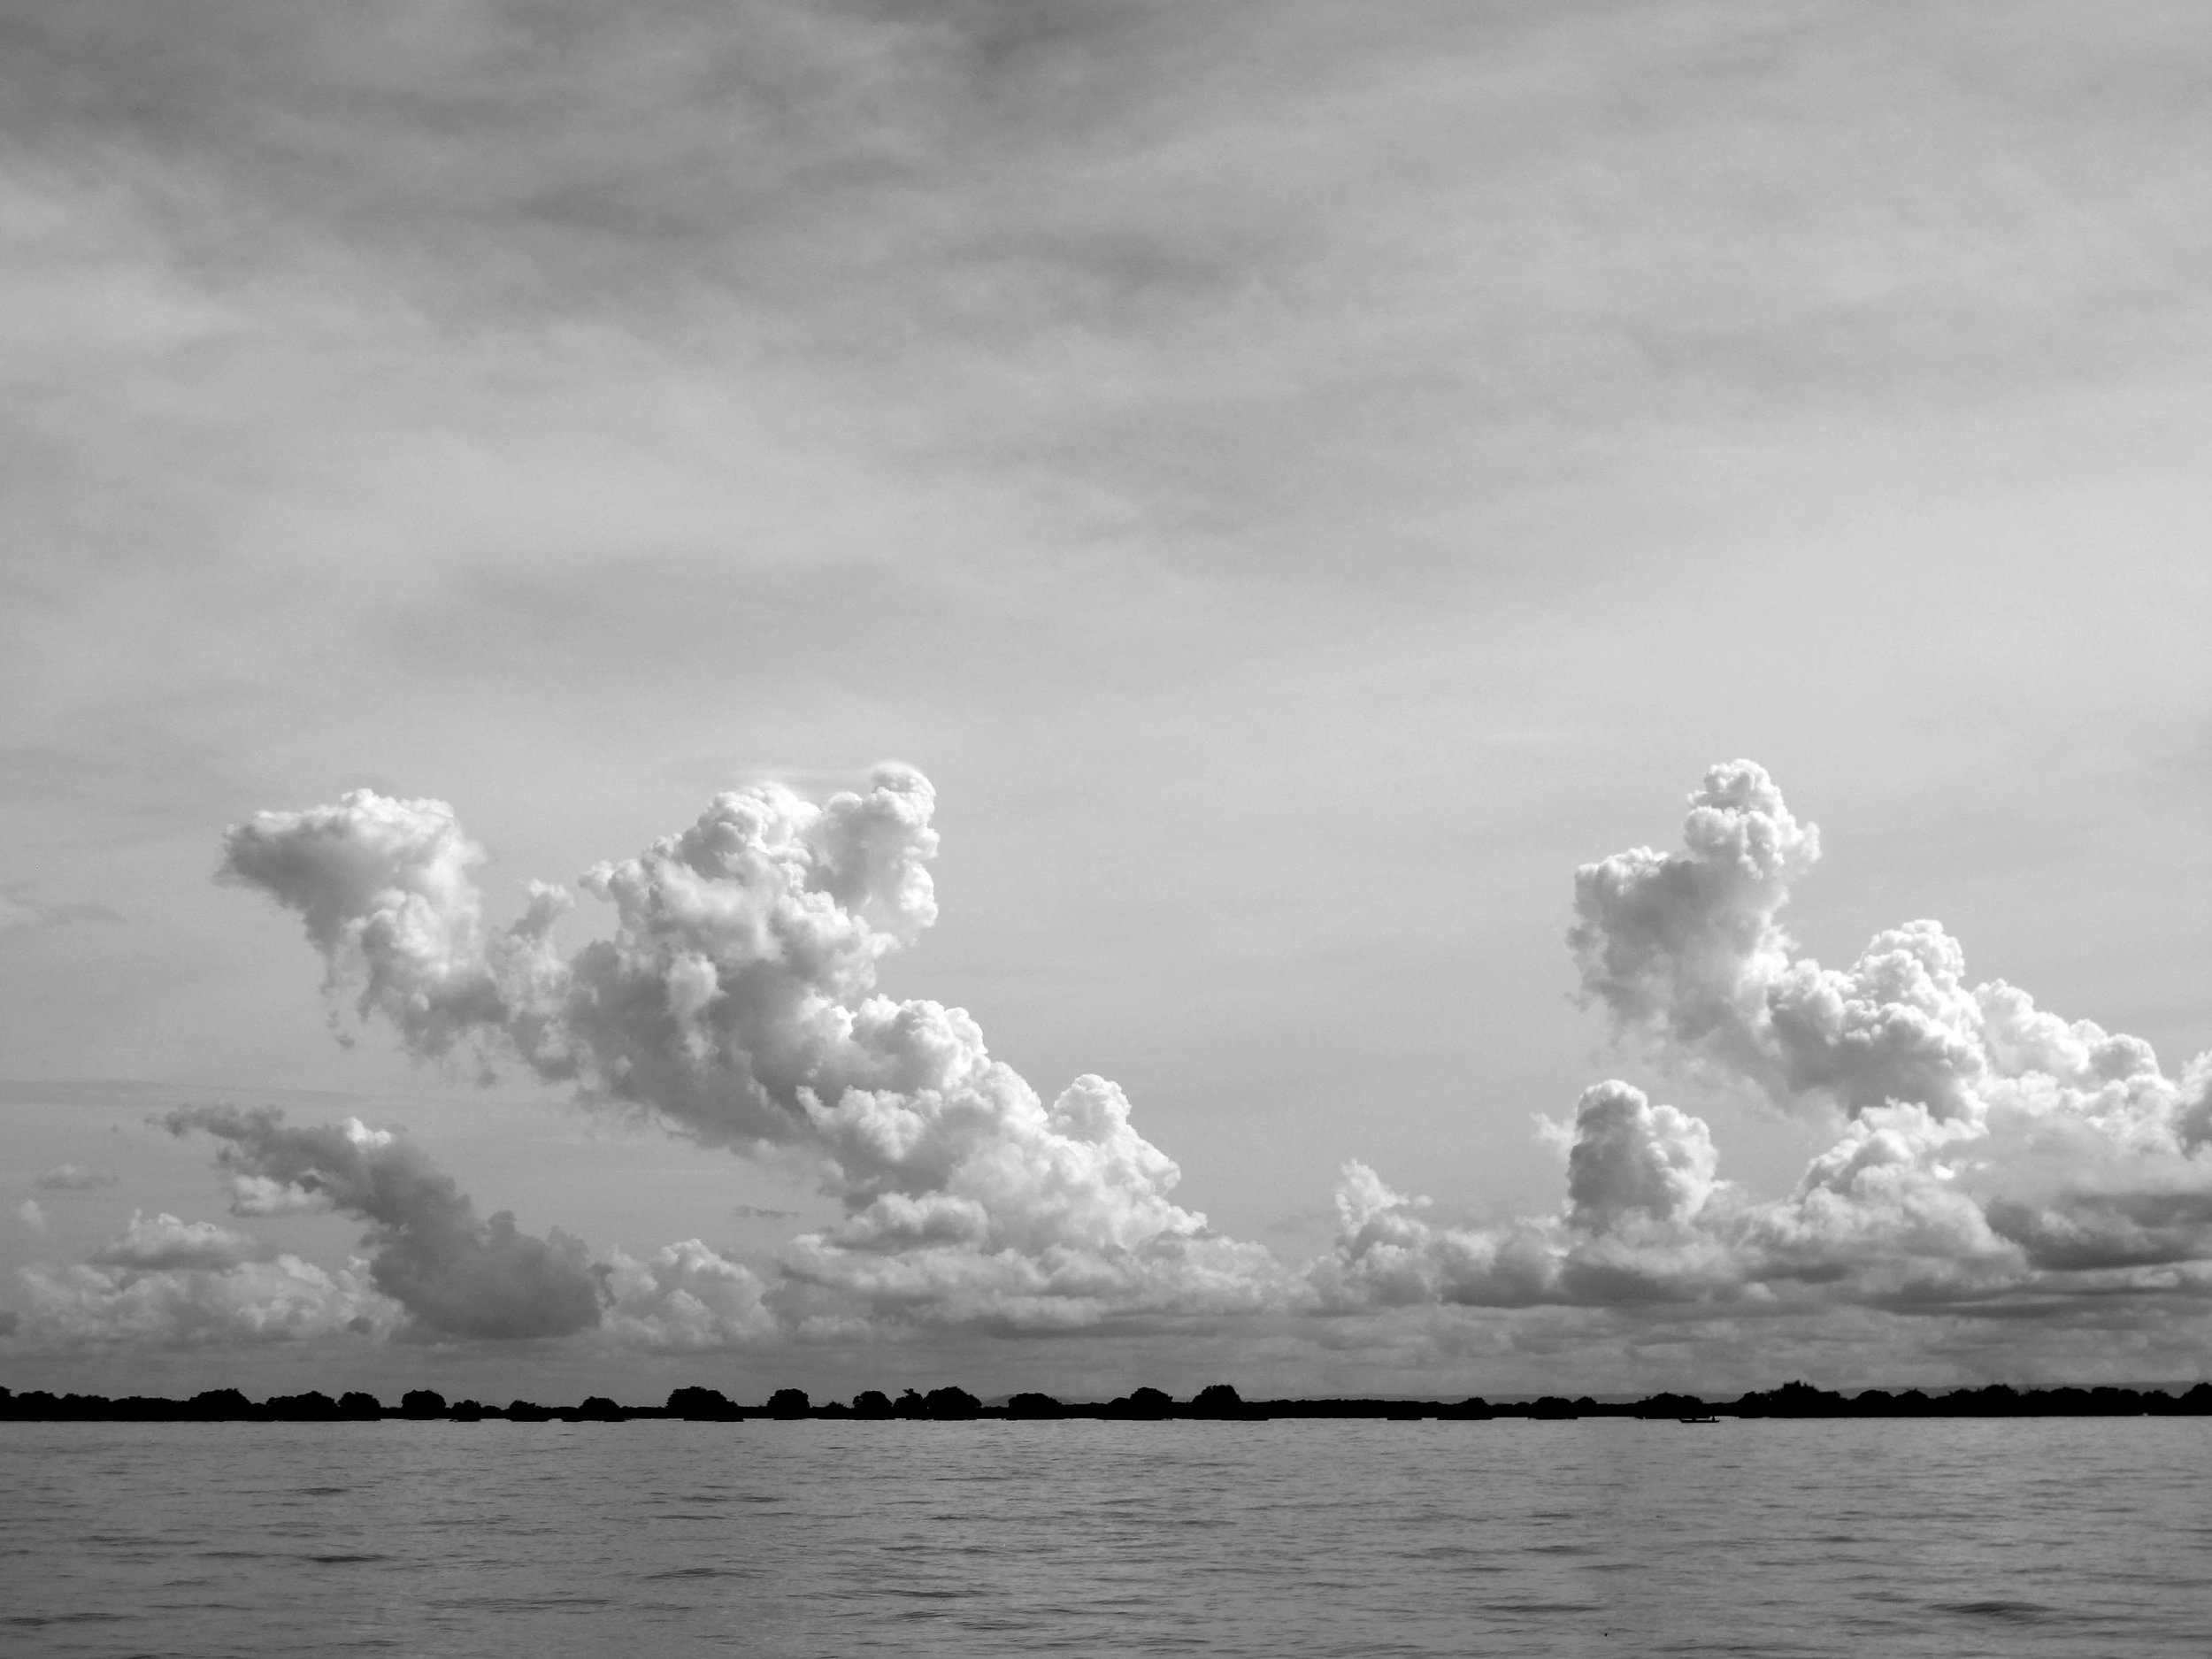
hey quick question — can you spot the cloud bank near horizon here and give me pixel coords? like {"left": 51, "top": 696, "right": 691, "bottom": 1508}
{"left": 9, "top": 762, "right": 2209, "bottom": 1369}
{"left": 1326, "top": 763, "right": 2212, "bottom": 1324}
{"left": 213, "top": 767, "right": 1280, "bottom": 1333}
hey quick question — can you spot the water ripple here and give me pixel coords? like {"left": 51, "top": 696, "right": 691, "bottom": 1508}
{"left": 0, "top": 1418, "right": 2207, "bottom": 1656}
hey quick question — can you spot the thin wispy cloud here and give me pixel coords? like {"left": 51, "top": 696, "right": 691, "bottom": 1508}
{"left": 0, "top": 884, "right": 124, "bottom": 934}
{"left": 32, "top": 1164, "right": 121, "bottom": 1192}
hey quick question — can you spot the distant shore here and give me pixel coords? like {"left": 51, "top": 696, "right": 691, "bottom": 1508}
{"left": 6, "top": 1379, "right": 2210, "bottom": 1423}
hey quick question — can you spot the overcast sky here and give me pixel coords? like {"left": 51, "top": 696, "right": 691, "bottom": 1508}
{"left": 3, "top": 1, "right": 2208, "bottom": 1404}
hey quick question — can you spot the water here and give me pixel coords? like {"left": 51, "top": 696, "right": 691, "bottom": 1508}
{"left": 3, "top": 1417, "right": 2207, "bottom": 1656}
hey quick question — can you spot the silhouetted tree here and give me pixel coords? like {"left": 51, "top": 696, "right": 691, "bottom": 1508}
{"left": 667, "top": 1386, "right": 741, "bottom": 1420}
{"left": 1005, "top": 1392, "right": 1064, "bottom": 1418}
{"left": 1949, "top": 1383, "right": 2020, "bottom": 1417}
{"left": 851, "top": 1390, "right": 895, "bottom": 1418}
{"left": 399, "top": 1389, "right": 448, "bottom": 1419}
{"left": 1190, "top": 1384, "right": 1243, "bottom": 1417}
{"left": 185, "top": 1388, "right": 257, "bottom": 1420}
{"left": 925, "top": 1386, "right": 980, "bottom": 1419}
{"left": 1632, "top": 1392, "right": 1709, "bottom": 1419}
{"left": 1102, "top": 1386, "right": 1172, "bottom": 1419}
{"left": 1737, "top": 1381, "right": 1842, "bottom": 1417}
{"left": 338, "top": 1391, "right": 384, "bottom": 1419}
{"left": 766, "top": 1387, "right": 810, "bottom": 1419}
{"left": 266, "top": 1391, "right": 341, "bottom": 1421}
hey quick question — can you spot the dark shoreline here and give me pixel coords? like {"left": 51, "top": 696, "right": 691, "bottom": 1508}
{"left": 6, "top": 1379, "right": 2211, "bottom": 1424}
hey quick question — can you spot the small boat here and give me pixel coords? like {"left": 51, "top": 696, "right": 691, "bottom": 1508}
{"left": 1677, "top": 1415, "right": 1721, "bottom": 1424}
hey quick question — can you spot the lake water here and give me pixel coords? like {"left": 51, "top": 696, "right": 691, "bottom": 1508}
{"left": 3, "top": 1417, "right": 2207, "bottom": 1655}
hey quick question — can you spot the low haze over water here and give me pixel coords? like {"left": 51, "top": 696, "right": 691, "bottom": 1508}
{"left": 5, "top": 1418, "right": 2207, "bottom": 1656}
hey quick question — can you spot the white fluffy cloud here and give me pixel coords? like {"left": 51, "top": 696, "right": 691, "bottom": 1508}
{"left": 219, "top": 770, "right": 1286, "bottom": 1331}
{"left": 1326, "top": 762, "right": 2212, "bottom": 1324}
{"left": 1317, "top": 1082, "right": 1740, "bottom": 1312}
{"left": 16, "top": 1253, "right": 394, "bottom": 1348}
{"left": 18, "top": 1208, "right": 396, "bottom": 1348}
{"left": 1569, "top": 760, "right": 2208, "bottom": 1141}
{"left": 596, "top": 1240, "right": 780, "bottom": 1351}
{"left": 93, "top": 1210, "right": 265, "bottom": 1271}
{"left": 73, "top": 757, "right": 2193, "bottom": 1360}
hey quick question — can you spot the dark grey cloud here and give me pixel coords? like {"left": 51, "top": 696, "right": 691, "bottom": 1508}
{"left": 1987, "top": 1190, "right": 2212, "bottom": 1274}
{"left": 165, "top": 1104, "right": 603, "bottom": 1340}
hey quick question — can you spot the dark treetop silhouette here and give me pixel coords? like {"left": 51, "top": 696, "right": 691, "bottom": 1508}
{"left": 5, "top": 1379, "right": 2210, "bottom": 1422}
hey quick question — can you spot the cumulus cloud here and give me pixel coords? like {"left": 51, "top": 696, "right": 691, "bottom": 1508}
{"left": 1569, "top": 762, "right": 1822, "bottom": 1093}
{"left": 217, "top": 791, "right": 505, "bottom": 1056}
{"left": 1327, "top": 762, "right": 2212, "bottom": 1325}
{"left": 1317, "top": 1082, "right": 1740, "bottom": 1312}
{"left": 219, "top": 770, "right": 1286, "bottom": 1329}
{"left": 164, "top": 1106, "right": 603, "bottom": 1340}
{"left": 205, "top": 757, "right": 2212, "bottom": 1354}
{"left": 1567, "top": 760, "right": 2206, "bottom": 1139}
{"left": 596, "top": 1240, "right": 780, "bottom": 1351}
{"left": 33, "top": 1164, "right": 120, "bottom": 1191}
{"left": 3, "top": 1110, "right": 783, "bottom": 1354}
{"left": 12, "top": 1197, "right": 396, "bottom": 1350}
{"left": 93, "top": 1210, "right": 265, "bottom": 1271}
{"left": 16, "top": 1254, "right": 393, "bottom": 1348}
{"left": 16, "top": 1198, "right": 49, "bottom": 1235}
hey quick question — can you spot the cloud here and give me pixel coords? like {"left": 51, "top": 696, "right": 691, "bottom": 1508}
{"left": 205, "top": 758, "right": 2212, "bottom": 1361}
{"left": 32, "top": 1164, "right": 120, "bottom": 1191}
{"left": 1569, "top": 761, "right": 2209, "bottom": 1141}
{"left": 2, "top": 1108, "right": 781, "bottom": 1355}
{"left": 1317, "top": 1082, "right": 1742, "bottom": 1313}
{"left": 1326, "top": 763, "right": 2212, "bottom": 1325}
{"left": 92, "top": 1210, "right": 265, "bottom": 1271}
{"left": 15, "top": 1255, "right": 393, "bottom": 1348}
{"left": 1566, "top": 1080, "right": 1719, "bottom": 1233}
{"left": 164, "top": 1105, "right": 603, "bottom": 1340}
{"left": 596, "top": 1240, "right": 779, "bottom": 1351}
{"left": 215, "top": 790, "right": 505, "bottom": 1056}
{"left": 0, "top": 880, "right": 126, "bottom": 934}
{"left": 12, "top": 1171, "right": 397, "bottom": 1353}
{"left": 16, "top": 1198, "right": 48, "bottom": 1235}
{"left": 219, "top": 768, "right": 1289, "bottom": 1331}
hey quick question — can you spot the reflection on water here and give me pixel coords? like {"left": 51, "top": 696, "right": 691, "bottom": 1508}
{"left": 3, "top": 1417, "right": 2208, "bottom": 1656}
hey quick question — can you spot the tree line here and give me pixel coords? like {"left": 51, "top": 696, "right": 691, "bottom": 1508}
{"left": 4, "top": 1379, "right": 2211, "bottom": 1422}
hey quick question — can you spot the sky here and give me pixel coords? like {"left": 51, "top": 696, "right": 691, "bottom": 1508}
{"left": 1, "top": 0, "right": 2207, "bottom": 1405}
